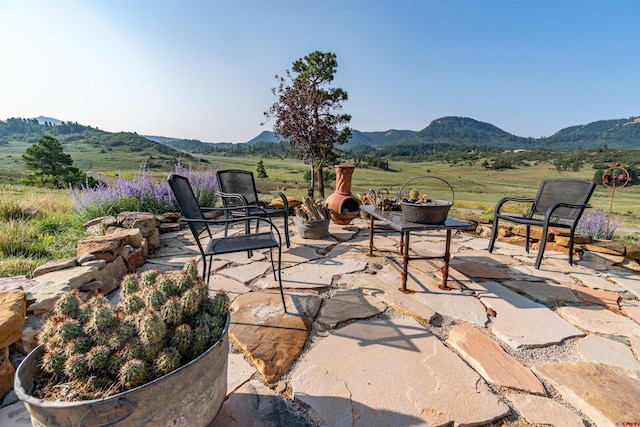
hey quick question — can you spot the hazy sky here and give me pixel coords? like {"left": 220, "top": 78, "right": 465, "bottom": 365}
{"left": 1, "top": 0, "right": 638, "bottom": 143}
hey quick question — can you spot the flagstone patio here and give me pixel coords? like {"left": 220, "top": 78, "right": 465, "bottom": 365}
{"left": 3, "top": 216, "right": 640, "bottom": 426}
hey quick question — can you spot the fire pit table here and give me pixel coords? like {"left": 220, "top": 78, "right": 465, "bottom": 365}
{"left": 360, "top": 205, "right": 474, "bottom": 292}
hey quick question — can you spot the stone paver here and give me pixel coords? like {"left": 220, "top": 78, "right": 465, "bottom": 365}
{"left": 451, "top": 261, "right": 511, "bottom": 280}
{"left": 317, "top": 289, "right": 387, "bottom": 329}
{"left": 459, "top": 237, "right": 494, "bottom": 251}
{"left": 255, "top": 258, "right": 367, "bottom": 290}
{"left": 557, "top": 305, "right": 640, "bottom": 337}
{"left": 452, "top": 249, "right": 522, "bottom": 266}
{"left": 570, "top": 272, "right": 625, "bottom": 291}
{"left": 230, "top": 292, "right": 321, "bottom": 383}
{"left": 227, "top": 353, "right": 258, "bottom": 394}
{"left": 466, "top": 281, "right": 584, "bottom": 349}
{"left": 207, "top": 274, "right": 251, "bottom": 302}
{"left": 290, "top": 234, "right": 337, "bottom": 249}
{"left": 214, "top": 380, "right": 310, "bottom": 426}
{"left": 217, "top": 261, "right": 272, "bottom": 284}
{"left": 0, "top": 401, "right": 32, "bottom": 427}
{"left": 505, "top": 393, "right": 586, "bottom": 427}
{"left": 621, "top": 299, "right": 640, "bottom": 324}
{"left": 606, "top": 271, "right": 640, "bottom": 298}
{"left": 280, "top": 245, "right": 323, "bottom": 264}
{"left": 631, "top": 335, "right": 640, "bottom": 358}
{"left": 412, "top": 285, "right": 489, "bottom": 326}
{"left": 292, "top": 317, "right": 510, "bottom": 426}
{"left": 214, "top": 249, "right": 267, "bottom": 265}
{"left": 571, "top": 285, "right": 620, "bottom": 309}
{"left": 502, "top": 280, "right": 580, "bottom": 304}
{"left": 534, "top": 362, "right": 640, "bottom": 427}
{"left": 577, "top": 334, "right": 640, "bottom": 374}
{"left": 510, "top": 264, "right": 574, "bottom": 285}
{"left": 447, "top": 324, "right": 546, "bottom": 394}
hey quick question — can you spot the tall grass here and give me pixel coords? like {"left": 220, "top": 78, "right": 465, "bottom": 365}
{"left": 1, "top": 162, "right": 219, "bottom": 277}
{"left": 0, "top": 192, "right": 84, "bottom": 277}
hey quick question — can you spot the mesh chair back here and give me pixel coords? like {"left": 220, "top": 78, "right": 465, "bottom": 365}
{"left": 216, "top": 170, "right": 260, "bottom": 207}
{"left": 167, "top": 174, "right": 208, "bottom": 237}
{"left": 531, "top": 179, "right": 596, "bottom": 221}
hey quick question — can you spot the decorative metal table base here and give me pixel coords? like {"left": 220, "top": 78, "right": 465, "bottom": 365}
{"left": 362, "top": 205, "right": 473, "bottom": 293}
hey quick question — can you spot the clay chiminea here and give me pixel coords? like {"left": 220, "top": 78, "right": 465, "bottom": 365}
{"left": 325, "top": 164, "right": 360, "bottom": 225}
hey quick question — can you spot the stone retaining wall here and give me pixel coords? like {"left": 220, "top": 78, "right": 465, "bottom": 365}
{"left": 475, "top": 220, "right": 640, "bottom": 272}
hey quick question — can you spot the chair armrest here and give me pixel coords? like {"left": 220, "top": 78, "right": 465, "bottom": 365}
{"left": 494, "top": 197, "right": 535, "bottom": 215}
{"left": 217, "top": 191, "right": 250, "bottom": 206}
{"left": 181, "top": 213, "right": 279, "bottom": 233}
{"left": 543, "top": 203, "right": 591, "bottom": 221}
{"left": 257, "top": 189, "right": 289, "bottom": 212}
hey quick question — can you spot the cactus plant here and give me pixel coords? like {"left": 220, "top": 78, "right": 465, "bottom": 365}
{"left": 35, "top": 262, "right": 228, "bottom": 401}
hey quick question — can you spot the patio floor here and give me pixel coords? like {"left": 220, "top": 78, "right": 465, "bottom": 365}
{"left": 4, "top": 216, "right": 640, "bottom": 426}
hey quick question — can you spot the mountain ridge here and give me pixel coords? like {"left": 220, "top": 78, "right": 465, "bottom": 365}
{"left": 3, "top": 115, "right": 639, "bottom": 152}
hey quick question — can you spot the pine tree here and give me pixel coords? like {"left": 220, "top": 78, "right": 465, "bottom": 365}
{"left": 256, "top": 160, "right": 268, "bottom": 180}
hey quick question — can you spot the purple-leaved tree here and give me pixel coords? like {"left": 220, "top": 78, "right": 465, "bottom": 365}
{"left": 263, "top": 51, "right": 351, "bottom": 199}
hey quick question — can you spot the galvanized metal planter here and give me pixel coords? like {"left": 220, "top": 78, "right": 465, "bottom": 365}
{"left": 15, "top": 313, "right": 230, "bottom": 427}
{"left": 296, "top": 216, "right": 330, "bottom": 239}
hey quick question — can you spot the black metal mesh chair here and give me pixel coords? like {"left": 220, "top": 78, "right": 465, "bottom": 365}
{"left": 487, "top": 178, "right": 596, "bottom": 269}
{"left": 216, "top": 169, "right": 291, "bottom": 248}
{"left": 168, "top": 173, "right": 287, "bottom": 312}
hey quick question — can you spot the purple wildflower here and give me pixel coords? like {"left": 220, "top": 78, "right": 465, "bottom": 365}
{"left": 577, "top": 209, "right": 618, "bottom": 240}
{"left": 70, "top": 162, "right": 218, "bottom": 218}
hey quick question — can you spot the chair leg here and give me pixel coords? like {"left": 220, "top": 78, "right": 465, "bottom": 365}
{"left": 201, "top": 256, "right": 207, "bottom": 282}
{"left": 525, "top": 226, "right": 531, "bottom": 253}
{"left": 568, "top": 232, "right": 575, "bottom": 265}
{"left": 206, "top": 255, "right": 214, "bottom": 284}
{"left": 534, "top": 224, "right": 549, "bottom": 269}
{"left": 488, "top": 217, "right": 499, "bottom": 252}
{"left": 283, "top": 214, "right": 291, "bottom": 248}
{"left": 276, "top": 246, "right": 287, "bottom": 313}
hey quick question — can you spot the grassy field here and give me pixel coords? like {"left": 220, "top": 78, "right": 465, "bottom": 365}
{"left": 205, "top": 155, "right": 640, "bottom": 222}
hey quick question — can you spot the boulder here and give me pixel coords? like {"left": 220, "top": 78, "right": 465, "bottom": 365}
{"left": 27, "top": 281, "right": 71, "bottom": 314}
{"left": 106, "top": 228, "right": 143, "bottom": 247}
{"left": 0, "top": 290, "right": 26, "bottom": 348}
{"left": 162, "top": 212, "right": 182, "bottom": 221}
{"left": 512, "top": 225, "right": 553, "bottom": 241}
{"left": 33, "top": 266, "right": 98, "bottom": 290}
{"left": 147, "top": 228, "right": 161, "bottom": 250}
{"left": 116, "top": 212, "right": 160, "bottom": 238}
{"left": 76, "top": 234, "right": 128, "bottom": 263}
{"left": 13, "top": 313, "right": 44, "bottom": 354}
{"left": 627, "top": 244, "right": 640, "bottom": 260}
{"left": 124, "top": 247, "right": 146, "bottom": 271}
{"left": 0, "top": 351, "right": 14, "bottom": 400}
{"left": 82, "top": 215, "right": 117, "bottom": 234}
{"left": 159, "top": 222, "right": 182, "bottom": 233}
{"left": 584, "top": 241, "right": 626, "bottom": 256}
{"left": 0, "top": 276, "right": 38, "bottom": 293}
{"left": 32, "top": 257, "right": 78, "bottom": 277}
{"left": 95, "top": 256, "right": 128, "bottom": 294}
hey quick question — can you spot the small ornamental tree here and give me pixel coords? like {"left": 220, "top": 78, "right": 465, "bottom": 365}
{"left": 264, "top": 51, "right": 351, "bottom": 199}
{"left": 256, "top": 160, "right": 268, "bottom": 180}
{"left": 22, "top": 135, "right": 93, "bottom": 188}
